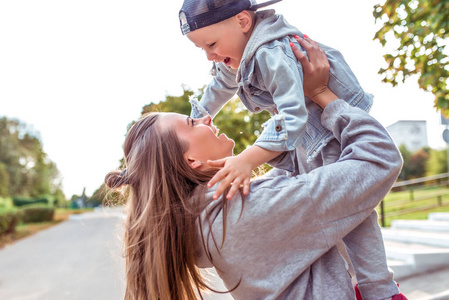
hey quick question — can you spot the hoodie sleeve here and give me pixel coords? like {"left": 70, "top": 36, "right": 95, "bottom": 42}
{"left": 254, "top": 100, "right": 402, "bottom": 247}
{"left": 190, "top": 62, "right": 239, "bottom": 119}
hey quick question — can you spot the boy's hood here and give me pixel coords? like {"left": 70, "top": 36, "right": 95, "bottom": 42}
{"left": 240, "top": 10, "right": 301, "bottom": 69}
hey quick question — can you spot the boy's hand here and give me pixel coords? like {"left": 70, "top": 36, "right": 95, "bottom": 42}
{"left": 207, "top": 155, "right": 252, "bottom": 200}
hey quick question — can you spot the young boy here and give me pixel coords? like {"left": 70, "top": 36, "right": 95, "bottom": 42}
{"left": 179, "top": 0, "right": 406, "bottom": 299}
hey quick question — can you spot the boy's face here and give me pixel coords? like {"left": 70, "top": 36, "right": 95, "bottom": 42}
{"left": 186, "top": 14, "right": 250, "bottom": 70}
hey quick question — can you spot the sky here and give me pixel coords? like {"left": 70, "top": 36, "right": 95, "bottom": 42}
{"left": 0, "top": 0, "right": 447, "bottom": 198}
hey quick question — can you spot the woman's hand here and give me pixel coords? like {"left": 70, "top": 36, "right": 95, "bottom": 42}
{"left": 290, "top": 35, "right": 338, "bottom": 109}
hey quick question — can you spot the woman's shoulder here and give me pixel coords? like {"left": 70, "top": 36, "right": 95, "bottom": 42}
{"left": 249, "top": 172, "right": 307, "bottom": 194}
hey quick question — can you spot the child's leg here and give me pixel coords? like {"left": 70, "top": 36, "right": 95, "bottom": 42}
{"left": 342, "top": 211, "right": 399, "bottom": 300}
{"left": 302, "top": 139, "right": 400, "bottom": 299}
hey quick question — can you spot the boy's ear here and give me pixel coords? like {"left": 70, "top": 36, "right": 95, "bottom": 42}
{"left": 236, "top": 11, "right": 253, "bottom": 33}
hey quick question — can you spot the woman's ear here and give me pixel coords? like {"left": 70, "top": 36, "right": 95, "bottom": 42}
{"left": 187, "top": 158, "right": 203, "bottom": 169}
{"left": 236, "top": 10, "right": 253, "bottom": 33}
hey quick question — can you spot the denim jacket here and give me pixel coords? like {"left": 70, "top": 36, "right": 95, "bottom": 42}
{"left": 190, "top": 10, "right": 373, "bottom": 171}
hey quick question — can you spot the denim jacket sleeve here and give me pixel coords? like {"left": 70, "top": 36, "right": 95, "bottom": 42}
{"left": 250, "top": 44, "right": 307, "bottom": 169}
{"left": 190, "top": 62, "right": 239, "bottom": 119}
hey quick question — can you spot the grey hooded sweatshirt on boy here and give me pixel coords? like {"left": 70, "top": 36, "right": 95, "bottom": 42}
{"left": 194, "top": 100, "right": 403, "bottom": 299}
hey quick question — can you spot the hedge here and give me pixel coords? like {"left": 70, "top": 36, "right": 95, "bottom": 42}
{"left": 13, "top": 197, "right": 49, "bottom": 207}
{"left": 0, "top": 208, "right": 19, "bottom": 235}
{"left": 21, "top": 206, "right": 54, "bottom": 223}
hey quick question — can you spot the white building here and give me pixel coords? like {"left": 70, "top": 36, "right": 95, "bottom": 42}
{"left": 386, "top": 120, "right": 429, "bottom": 152}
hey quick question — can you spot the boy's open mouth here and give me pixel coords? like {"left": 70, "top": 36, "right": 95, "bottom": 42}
{"left": 224, "top": 57, "right": 230, "bottom": 65}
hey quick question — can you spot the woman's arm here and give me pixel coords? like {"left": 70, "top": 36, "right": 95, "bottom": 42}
{"left": 216, "top": 100, "right": 402, "bottom": 263}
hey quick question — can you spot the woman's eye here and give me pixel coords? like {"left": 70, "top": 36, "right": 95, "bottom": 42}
{"left": 209, "top": 42, "right": 216, "bottom": 48}
{"left": 191, "top": 119, "right": 196, "bottom": 126}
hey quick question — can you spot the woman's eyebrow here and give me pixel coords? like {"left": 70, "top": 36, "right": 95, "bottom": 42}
{"left": 186, "top": 117, "right": 190, "bottom": 126}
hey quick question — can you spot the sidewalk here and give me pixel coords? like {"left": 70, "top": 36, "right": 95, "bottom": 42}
{"left": 0, "top": 207, "right": 126, "bottom": 300}
{"left": 397, "top": 266, "right": 449, "bottom": 300}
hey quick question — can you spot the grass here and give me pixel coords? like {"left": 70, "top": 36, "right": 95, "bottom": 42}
{"left": 377, "top": 185, "right": 449, "bottom": 227}
{"left": 0, "top": 208, "right": 93, "bottom": 249}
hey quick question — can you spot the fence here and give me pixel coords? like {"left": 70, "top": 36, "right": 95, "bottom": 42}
{"left": 378, "top": 172, "right": 449, "bottom": 227}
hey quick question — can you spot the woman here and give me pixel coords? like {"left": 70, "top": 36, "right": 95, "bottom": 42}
{"left": 105, "top": 39, "right": 403, "bottom": 299}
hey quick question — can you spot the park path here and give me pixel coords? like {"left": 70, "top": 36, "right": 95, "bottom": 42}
{"left": 0, "top": 208, "right": 126, "bottom": 300}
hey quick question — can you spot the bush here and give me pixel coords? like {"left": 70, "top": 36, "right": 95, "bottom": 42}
{"left": 21, "top": 206, "right": 54, "bottom": 223}
{"left": 0, "top": 208, "right": 19, "bottom": 235}
{"left": 13, "top": 197, "right": 49, "bottom": 207}
{"left": 0, "top": 197, "right": 13, "bottom": 209}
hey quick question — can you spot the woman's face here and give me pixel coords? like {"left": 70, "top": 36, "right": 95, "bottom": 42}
{"left": 160, "top": 113, "right": 235, "bottom": 166}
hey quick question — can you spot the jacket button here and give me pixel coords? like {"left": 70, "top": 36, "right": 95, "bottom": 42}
{"left": 254, "top": 107, "right": 260, "bottom": 111}
{"left": 248, "top": 84, "right": 253, "bottom": 88}
{"left": 217, "top": 67, "right": 221, "bottom": 72}
{"left": 275, "top": 125, "right": 282, "bottom": 132}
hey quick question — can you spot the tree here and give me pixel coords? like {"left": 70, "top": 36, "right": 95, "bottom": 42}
{"left": 0, "top": 117, "right": 64, "bottom": 199}
{"left": 398, "top": 144, "right": 412, "bottom": 180}
{"left": 408, "top": 147, "right": 430, "bottom": 178}
{"left": 0, "top": 162, "right": 9, "bottom": 197}
{"left": 373, "top": 0, "right": 449, "bottom": 114}
{"left": 425, "top": 148, "right": 448, "bottom": 175}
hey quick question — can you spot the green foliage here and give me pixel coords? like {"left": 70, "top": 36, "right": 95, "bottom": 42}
{"left": 142, "top": 87, "right": 193, "bottom": 116}
{"left": 213, "top": 98, "right": 271, "bottom": 154}
{"left": 373, "top": 0, "right": 449, "bottom": 114}
{"left": 0, "top": 117, "right": 65, "bottom": 200}
{"left": 408, "top": 147, "right": 430, "bottom": 178}
{"left": 0, "top": 208, "right": 19, "bottom": 235}
{"left": 20, "top": 206, "right": 54, "bottom": 223}
{"left": 425, "top": 148, "right": 448, "bottom": 176}
{"left": 0, "top": 197, "right": 13, "bottom": 209}
{"left": 0, "top": 163, "right": 9, "bottom": 197}
{"left": 12, "top": 196, "right": 49, "bottom": 207}
{"left": 142, "top": 86, "right": 271, "bottom": 155}
{"left": 398, "top": 144, "right": 412, "bottom": 180}
{"left": 398, "top": 145, "right": 442, "bottom": 180}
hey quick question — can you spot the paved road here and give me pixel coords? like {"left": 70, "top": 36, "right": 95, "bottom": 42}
{"left": 0, "top": 208, "right": 126, "bottom": 300}
{"left": 0, "top": 207, "right": 231, "bottom": 300}
{"left": 1, "top": 207, "right": 447, "bottom": 300}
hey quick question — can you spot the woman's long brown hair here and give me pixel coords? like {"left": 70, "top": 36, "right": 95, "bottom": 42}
{"left": 105, "top": 113, "right": 234, "bottom": 299}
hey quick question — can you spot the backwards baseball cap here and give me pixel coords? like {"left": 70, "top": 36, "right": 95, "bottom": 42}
{"left": 179, "top": 0, "right": 283, "bottom": 35}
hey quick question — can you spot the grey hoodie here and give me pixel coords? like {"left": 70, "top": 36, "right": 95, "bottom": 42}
{"left": 194, "top": 100, "right": 402, "bottom": 299}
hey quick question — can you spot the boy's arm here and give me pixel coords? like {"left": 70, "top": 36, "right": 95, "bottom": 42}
{"left": 208, "top": 146, "right": 282, "bottom": 200}
{"left": 191, "top": 62, "right": 239, "bottom": 119}
{"left": 251, "top": 42, "right": 308, "bottom": 159}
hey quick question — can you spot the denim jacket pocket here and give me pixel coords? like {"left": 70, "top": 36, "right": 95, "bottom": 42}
{"left": 258, "top": 114, "right": 288, "bottom": 144}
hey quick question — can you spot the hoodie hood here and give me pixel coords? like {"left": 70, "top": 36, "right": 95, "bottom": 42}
{"left": 239, "top": 10, "right": 301, "bottom": 71}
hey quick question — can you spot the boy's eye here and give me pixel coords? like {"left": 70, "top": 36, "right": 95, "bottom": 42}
{"left": 190, "top": 118, "right": 196, "bottom": 126}
{"left": 208, "top": 42, "right": 216, "bottom": 48}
